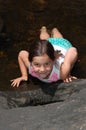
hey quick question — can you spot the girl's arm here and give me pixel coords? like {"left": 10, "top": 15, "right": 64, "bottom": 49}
{"left": 60, "top": 62, "right": 77, "bottom": 82}
{"left": 11, "top": 50, "right": 30, "bottom": 87}
{"left": 60, "top": 47, "right": 78, "bottom": 82}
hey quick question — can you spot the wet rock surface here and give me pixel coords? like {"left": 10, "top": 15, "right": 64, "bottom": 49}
{"left": 0, "top": 79, "right": 86, "bottom": 130}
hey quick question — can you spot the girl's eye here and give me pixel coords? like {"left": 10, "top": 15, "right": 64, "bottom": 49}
{"left": 34, "top": 63, "right": 40, "bottom": 67}
{"left": 45, "top": 63, "right": 50, "bottom": 66}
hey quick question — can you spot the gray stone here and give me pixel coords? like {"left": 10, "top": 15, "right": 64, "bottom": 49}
{"left": 0, "top": 79, "right": 86, "bottom": 130}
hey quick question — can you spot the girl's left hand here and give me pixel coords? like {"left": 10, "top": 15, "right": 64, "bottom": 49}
{"left": 63, "top": 75, "right": 77, "bottom": 82}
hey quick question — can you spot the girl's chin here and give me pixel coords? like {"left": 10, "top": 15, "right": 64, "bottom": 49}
{"left": 39, "top": 73, "right": 50, "bottom": 79}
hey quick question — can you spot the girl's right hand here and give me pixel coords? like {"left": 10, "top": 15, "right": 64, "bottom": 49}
{"left": 10, "top": 76, "right": 28, "bottom": 87}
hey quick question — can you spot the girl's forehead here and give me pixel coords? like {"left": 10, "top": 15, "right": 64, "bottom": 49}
{"left": 32, "top": 54, "right": 52, "bottom": 63}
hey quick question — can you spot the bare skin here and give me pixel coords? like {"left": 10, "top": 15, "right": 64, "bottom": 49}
{"left": 11, "top": 26, "right": 78, "bottom": 87}
{"left": 40, "top": 26, "right": 78, "bottom": 82}
{"left": 11, "top": 51, "right": 29, "bottom": 87}
{"left": 11, "top": 52, "right": 54, "bottom": 87}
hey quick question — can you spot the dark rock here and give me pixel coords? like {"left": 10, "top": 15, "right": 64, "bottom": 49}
{"left": 0, "top": 79, "right": 86, "bottom": 130}
{"left": 0, "top": 79, "right": 86, "bottom": 109}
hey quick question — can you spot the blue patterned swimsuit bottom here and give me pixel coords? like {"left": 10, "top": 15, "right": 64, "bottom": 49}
{"left": 48, "top": 38, "right": 72, "bottom": 55}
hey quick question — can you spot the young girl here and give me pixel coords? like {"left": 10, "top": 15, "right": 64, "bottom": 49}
{"left": 11, "top": 26, "right": 78, "bottom": 87}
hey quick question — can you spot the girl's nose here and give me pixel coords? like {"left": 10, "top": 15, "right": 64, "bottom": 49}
{"left": 40, "top": 65, "right": 45, "bottom": 72}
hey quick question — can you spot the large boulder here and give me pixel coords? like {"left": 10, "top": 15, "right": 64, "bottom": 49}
{"left": 0, "top": 78, "right": 86, "bottom": 109}
{"left": 0, "top": 79, "right": 86, "bottom": 130}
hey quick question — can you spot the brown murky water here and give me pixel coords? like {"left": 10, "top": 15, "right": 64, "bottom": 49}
{"left": 0, "top": 0, "right": 86, "bottom": 90}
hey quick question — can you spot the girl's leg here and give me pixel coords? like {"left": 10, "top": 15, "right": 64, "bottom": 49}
{"left": 61, "top": 47, "right": 78, "bottom": 81}
{"left": 51, "top": 28, "right": 63, "bottom": 38}
{"left": 40, "top": 26, "right": 50, "bottom": 40}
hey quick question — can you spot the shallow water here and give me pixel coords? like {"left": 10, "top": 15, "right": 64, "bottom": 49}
{"left": 0, "top": 0, "right": 86, "bottom": 90}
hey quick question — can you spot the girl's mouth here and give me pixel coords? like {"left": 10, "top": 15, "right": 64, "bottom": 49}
{"left": 39, "top": 72, "right": 50, "bottom": 79}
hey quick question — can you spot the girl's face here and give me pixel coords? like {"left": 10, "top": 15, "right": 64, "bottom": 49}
{"left": 31, "top": 54, "right": 54, "bottom": 79}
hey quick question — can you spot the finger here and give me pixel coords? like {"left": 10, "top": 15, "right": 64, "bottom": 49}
{"left": 11, "top": 82, "right": 14, "bottom": 86}
{"left": 11, "top": 81, "right": 17, "bottom": 87}
{"left": 69, "top": 76, "right": 77, "bottom": 82}
{"left": 17, "top": 82, "right": 20, "bottom": 87}
{"left": 69, "top": 77, "right": 72, "bottom": 82}
{"left": 12, "top": 83, "right": 16, "bottom": 87}
{"left": 10, "top": 79, "right": 14, "bottom": 82}
{"left": 72, "top": 76, "right": 77, "bottom": 79}
{"left": 64, "top": 78, "right": 68, "bottom": 82}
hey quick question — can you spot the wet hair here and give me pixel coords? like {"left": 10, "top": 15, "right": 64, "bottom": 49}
{"left": 29, "top": 39, "right": 61, "bottom": 62}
